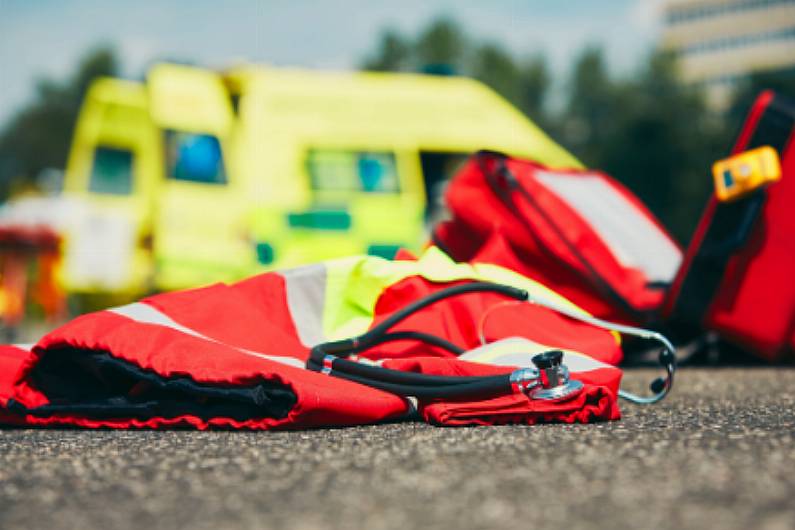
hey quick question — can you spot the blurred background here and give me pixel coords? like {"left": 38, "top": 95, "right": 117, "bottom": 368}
{"left": 0, "top": 0, "right": 793, "bottom": 338}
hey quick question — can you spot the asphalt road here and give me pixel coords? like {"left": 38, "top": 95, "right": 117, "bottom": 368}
{"left": 1, "top": 368, "right": 793, "bottom": 530}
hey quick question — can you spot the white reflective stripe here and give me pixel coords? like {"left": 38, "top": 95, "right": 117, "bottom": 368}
{"left": 12, "top": 343, "right": 33, "bottom": 351}
{"left": 278, "top": 263, "right": 327, "bottom": 347}
{"left": 109, "top": 302, "right": 305, "bottom": 369}
{"left": 458, "top": 337, "right": 612, "bottom": 373}
{"left": 534, "top": 171, "right": 682, "bottom": 283}
{"left": 546, "top": 350, "right": 612, "bottom": 373}
{"left": 111, "top": 302, "right": 202, "bottom": 340}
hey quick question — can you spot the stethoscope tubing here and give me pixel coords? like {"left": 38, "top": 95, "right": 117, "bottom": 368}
{"left": 306, "top": 281, "right": 676, "bottom": 404}
{"left": 307, "top": 354, "right": 506, "bottom": 386}
{"left": 306, "top": 359, "right": 513, "bottom": 399}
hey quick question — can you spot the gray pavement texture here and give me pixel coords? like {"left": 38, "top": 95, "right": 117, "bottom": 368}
{"left": 1, "top": 368, "right": 794, "bottom": 530}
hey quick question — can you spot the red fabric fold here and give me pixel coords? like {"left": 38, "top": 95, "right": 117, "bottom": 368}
{"left": 422, "top": 385, "right": 619, "bottom": 426}
{"left": 379, "top": 356, "right": 622, "bottom": 426}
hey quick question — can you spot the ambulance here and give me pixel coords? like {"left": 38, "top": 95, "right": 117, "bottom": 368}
{"left": 61, "top": 62, "right": 580, "bottom": 299}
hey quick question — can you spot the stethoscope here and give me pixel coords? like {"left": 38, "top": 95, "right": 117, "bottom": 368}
{"left": 306, "top": 282, "right": 676, "bottom": 404}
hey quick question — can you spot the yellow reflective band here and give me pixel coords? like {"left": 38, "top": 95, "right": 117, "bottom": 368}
{"left": 319, "top": 246, "right": 620, "bottom": 345}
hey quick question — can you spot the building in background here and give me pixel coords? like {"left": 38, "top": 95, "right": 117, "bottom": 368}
{"left": 662, "top": 0, "right": 795, "bottom": 109}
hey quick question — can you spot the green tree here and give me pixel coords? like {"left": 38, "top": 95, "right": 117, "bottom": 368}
{"left": 517, "top": 55, "right": 551, "bottom": 126}
{"left": 471, "top": 45, "right": 553, "bottom": 127}
{"left": 414, "top": 17, "right": 466, "bottom": 73}
{"left": 561, "top": 47, "right": 618, "bottom": 166}
{"left": 0, "top": 46, "right": 119, "bottom": 197}
{"left": 361, "top": 29, "right": 411, "bottom": 72}
{"left": 471, "top": 42, "right": 521, "bottom": 104}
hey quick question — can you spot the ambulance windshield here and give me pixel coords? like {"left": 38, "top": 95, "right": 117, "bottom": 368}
{"left": 89, "top": 146, "right": 134, "bottom": 195}
{"left": 307, "top": 150, "right": 399, "bottom": 194}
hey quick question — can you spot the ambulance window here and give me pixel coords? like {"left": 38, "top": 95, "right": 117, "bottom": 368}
{"left": 419, "top": 151, "right": 468, "bottom": 221}
{"left": 165, "top": 130, "right": 226, "bottom": 184}
{"left": 307, "top": 150, "right": 399, "bottom": 193}
{"left": 89, "top": 147, "right": 133, "bottom": 195}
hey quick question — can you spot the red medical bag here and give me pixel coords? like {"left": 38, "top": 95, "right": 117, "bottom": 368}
{"left": 664, "top": 91, "right": 795, "bottom": 360}
{"left": 433, "top": 151, "right": 682, "bottom": 324}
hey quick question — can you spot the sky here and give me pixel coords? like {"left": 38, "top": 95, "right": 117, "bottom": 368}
{"left": 0, "top": 0, "right": 666, "bottom": 127}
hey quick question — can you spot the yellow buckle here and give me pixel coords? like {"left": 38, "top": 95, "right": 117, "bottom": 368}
{"left": 712, "top": 145, "right": 782, "bottom": 202}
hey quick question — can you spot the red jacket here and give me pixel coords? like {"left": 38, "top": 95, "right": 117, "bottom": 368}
{"left": 0, "top": 248, "right": 622, "bottom": 429}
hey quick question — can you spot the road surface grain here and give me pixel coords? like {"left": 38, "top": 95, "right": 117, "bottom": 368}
{"left": 1, "top": 368, "right": 794, "bottom": 530}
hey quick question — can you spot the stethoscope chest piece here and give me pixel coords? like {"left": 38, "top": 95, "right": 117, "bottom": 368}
{"left": 531, "top": 379, "right": 584, "bottom": 402}
{"left": 510, "top": 350, "right": 584, "bottom": 402}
